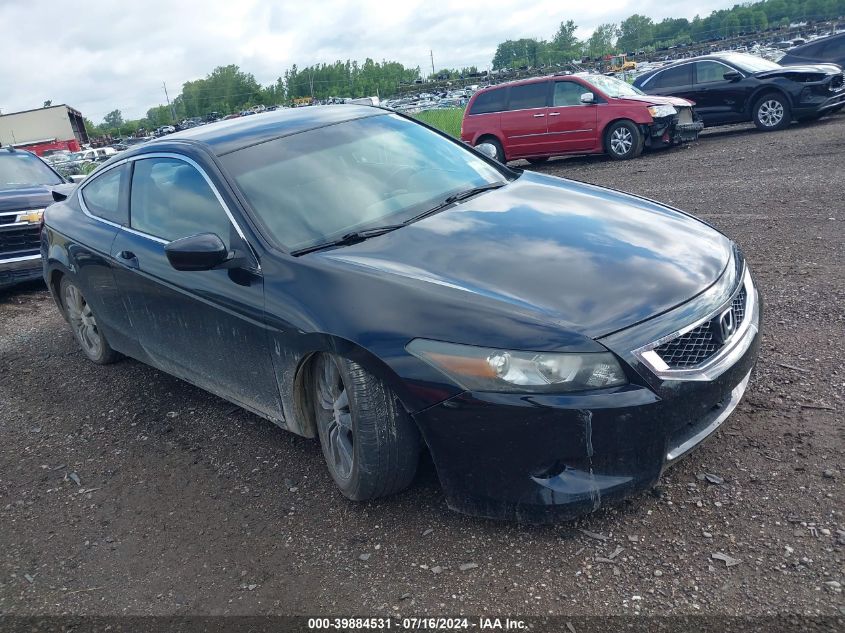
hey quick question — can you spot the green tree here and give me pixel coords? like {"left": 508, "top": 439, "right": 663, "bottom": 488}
{"left": 103, "top": 109, "right": 123, "bottom": 129}
{"left": 549, "top": 20, "right": 580, "bottom": 62}
{"left": 585, "top": 24, "right": 619, "bottom": 58}
{"left": 617, "top": 14, "right": 653, "bottom": 52}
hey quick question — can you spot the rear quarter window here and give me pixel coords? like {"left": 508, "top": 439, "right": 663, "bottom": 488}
{"left": 647, "top": 64, "right": 693, "bottom": 90}
{"left": 81, "top": 164, "right": 127, "bottom": 224}
{"left": 469, "top": 88, "right": 507, "bottom": 115}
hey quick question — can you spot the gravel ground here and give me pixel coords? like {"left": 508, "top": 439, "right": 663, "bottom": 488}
{"left": 1, "top": 115, "right": 843, "bottom": 620}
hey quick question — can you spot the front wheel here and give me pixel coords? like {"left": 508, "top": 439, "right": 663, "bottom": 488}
{"left": 752, "top": 93, "right": 791, "bottom": 131}
{"left": 476, "top": 137, "right": 505, "bottom": 163}
{"left": 60, "top": 277, "right": 120, "bottom": 364}
{"left": 605, "top": 120, "right": 644, "bottom": 160}
{"left": 313, "top": 354, "right": 421, "bottom": 501}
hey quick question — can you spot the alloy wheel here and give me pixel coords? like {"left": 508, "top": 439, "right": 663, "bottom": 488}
{"left": 316, "top": 355, "right": 355, "bottom": 481}
{"left": 758, "top": 100, "right": 784, "bottom": 127}
{"left": 610, "top": 127, "right": 633, "bottom": 156}
{"left": 63, "top": 283, "right": 102, "bottom": 358}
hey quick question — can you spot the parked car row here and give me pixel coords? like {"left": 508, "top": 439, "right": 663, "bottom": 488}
{"left": 459, "top": 53, "right": 843, "bottom": 163}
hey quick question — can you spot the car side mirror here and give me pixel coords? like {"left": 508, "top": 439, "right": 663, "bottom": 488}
{"left": 165, "top": 233, "right": 229, "bottom": 271}
{"left": 475, "top": 143, "right": 498, "bottom": 159}
{"left": 580, "top": 92, "right": 595, "bottom": 104}
{"left": 723, "top": 71, "right": 742, "bottom": 81}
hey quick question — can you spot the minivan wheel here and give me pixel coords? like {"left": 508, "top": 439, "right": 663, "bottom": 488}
{"left": 753, "top": 93, "right": 791, "bottom": 131}
{"left": 477, "top": 137, "right": 505, "bottom": 163}
{"left": 313, "top": 354, "right": 421, "bottom": 501}
{"left": 60, "top": 277, "right": 120, "bottom": 365}
{"left": 605, "top": 121, "right": 643, "bottom": 160}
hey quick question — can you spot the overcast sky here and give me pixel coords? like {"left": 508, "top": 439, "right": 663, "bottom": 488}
{"left": 1, "top": 0, "right": 737, "bottom": 122}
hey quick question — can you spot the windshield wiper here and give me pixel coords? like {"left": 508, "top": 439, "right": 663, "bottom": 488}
{"left": 291, "top": 224, "right": 405, "bottom": 256}
{"left": 291, "top": 182, "right": 507, "bottom": 256}
{"left": 403, "top": 181, "right": 508, "bottom": 226}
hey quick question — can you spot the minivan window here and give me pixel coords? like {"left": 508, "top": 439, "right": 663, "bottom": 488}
{"left": 129, "top": 157, "right": 233, "bottom": 245}
{"left": 553, "top": 81, "right": 586, "bottom": 106}
{"left": 470, "top": 88, "right": 507, "bottom": 115}
{"left": 649, "top": 64, "right": 692, "bottom": 89}
{"left": 507, "top": 82, "right": 548, "bottom": 110}
{"left": 81, "top": 164, "right": 126, "bottom": 224}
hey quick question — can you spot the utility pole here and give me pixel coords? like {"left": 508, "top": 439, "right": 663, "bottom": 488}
{"left": 430, "top": 50, "right": 435, "bottom": 77}
{"left": 163, "top": 82, "right": 176, "bottom": 123}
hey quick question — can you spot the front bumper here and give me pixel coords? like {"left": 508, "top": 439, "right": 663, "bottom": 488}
{"left": 0, "top": 254, "right": 42, "bottom": 289}
{"left": 413, "top": 266, "right": 761, "bottom": 523}
{"left": 646, "top": 114, "right": 704, "bottom": 147}
{"left": 794, "top": 86, "right": 845, "bottom": 117}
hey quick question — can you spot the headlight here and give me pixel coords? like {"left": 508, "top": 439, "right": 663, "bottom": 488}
{"left": 15, "top": 209, "right": 44, "bottom": 224}
{"left": 406, "top": 339, "right": 627, "bottom": 393}
{"left": 647, "top": 104, "right": 677, "bottom": 118}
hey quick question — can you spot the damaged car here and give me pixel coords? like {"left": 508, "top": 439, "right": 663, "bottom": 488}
{"left": 460, "top": 73, "right": 702, "bottom": 162}
{"left": 41, "top": 106, "right": 760, "bottom": 522}
{"left": 634, "top": 52, "right": 845, "bottom": 130}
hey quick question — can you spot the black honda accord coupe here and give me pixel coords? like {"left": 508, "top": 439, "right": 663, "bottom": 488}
{"left": 41, "top": 106, "right": 761, "bottom": 522}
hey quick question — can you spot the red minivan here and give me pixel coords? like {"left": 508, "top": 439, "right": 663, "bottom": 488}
{"left": 461, "top": 73, "right": 703, "bottom": 162}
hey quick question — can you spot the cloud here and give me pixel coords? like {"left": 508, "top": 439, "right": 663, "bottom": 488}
{"left": 0, "top": 0, "right": 736, "bottom": 122}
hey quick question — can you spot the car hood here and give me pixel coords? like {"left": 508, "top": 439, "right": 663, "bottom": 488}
{"left": 616, "top": 94, "right": 695, "bottom": 107}
{"left": 754, "top": 63, "right": 842, "bottom": 78}
{"left": 320, "top": 171, "right": 732, "bottom": 339}
{"left": 0, "top": 184, "right": 73, "bottom": 213}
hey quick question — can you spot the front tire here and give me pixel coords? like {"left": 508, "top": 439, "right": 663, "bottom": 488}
{"left": 605, "top": 120, "right": 643, "bottom": 160}
{"left": 752, "top": 93, "right": 791, "bottom": 131}
{"left": 476, "top": 137, "right": 505, "bottom": 163}
{"left": 60, "top": 277, "right": 120, "bottom": 365}
{"left": 313, "top": 354, "right": 420, "bottom": 501}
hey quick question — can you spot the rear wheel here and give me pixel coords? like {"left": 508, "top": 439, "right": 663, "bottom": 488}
{"left": 605, "top": 120, "right": 643, "bottom": 160}
{"left": 313, "top": 354, "right": 420, "bottom": 501}
{"left": 752, "top": 93, "right": 791, "bottom": 131}
{"left": 60, "top": 277, "right": 120, "bottom": 365}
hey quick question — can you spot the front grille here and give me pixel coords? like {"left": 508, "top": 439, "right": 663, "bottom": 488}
{"left": 0, "top": 225, "right": 41, "bottom": 257}
{"left": 654, "top": 286, "right": 747, "bottom": 369}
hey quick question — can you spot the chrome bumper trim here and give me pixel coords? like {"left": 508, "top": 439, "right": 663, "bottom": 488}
{"left": 0, "top": 253, "right": 42, "bottom": 268}
{"left": 665, "top": 369, "right": 751, "bottom": 462}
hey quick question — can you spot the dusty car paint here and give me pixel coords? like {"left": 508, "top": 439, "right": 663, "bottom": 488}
{"left": 41, "top": 106, "right": 761, "bottom": 521}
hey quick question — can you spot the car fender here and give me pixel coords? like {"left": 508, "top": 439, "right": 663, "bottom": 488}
{"left": 272, "top": 331, "right": 435, "bottom": 438}
{"left": 745, "top": 83, "right": 794, "bottom": 116}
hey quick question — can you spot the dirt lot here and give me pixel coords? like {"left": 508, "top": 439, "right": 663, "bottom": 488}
{"left": 1, "top": 115, "right": 843, "bottom": 621}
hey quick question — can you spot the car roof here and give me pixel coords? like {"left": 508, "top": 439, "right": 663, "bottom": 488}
{"left": 634, "top": 54, "right": 740, "bottom": 82}
{"left": 789, "top": 31, "right": 843, "bottom": 53}
{"left": 151, "top": 105, "right": 384, "bottom": 156}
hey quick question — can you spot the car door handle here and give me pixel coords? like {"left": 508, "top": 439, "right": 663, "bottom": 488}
{"left": 533, "top": 113, "right": 545, "bottom": 118}
{"left": 548, "top": 112, "right": 560, "bottom": 116}
{"left": 117, "top": 250, "right": 139, "bottom": 269}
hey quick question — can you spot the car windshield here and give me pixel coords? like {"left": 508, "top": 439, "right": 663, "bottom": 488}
{"left": 0, "top": 152, "right": 63, "bottom": 188}
{"left": 221, "top": 113, "right": 507, "bottom": 252}
{"left": 580, "top": 74, "right": 645, "bottom": 97}
{"left": 718, "top": 53, "right": 781, "bottom": 73}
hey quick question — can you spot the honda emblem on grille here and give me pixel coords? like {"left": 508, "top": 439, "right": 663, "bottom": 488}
{"left": 713, "top": 307, "right": 736, "bottom": 344}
